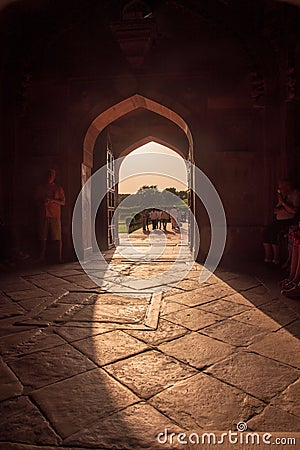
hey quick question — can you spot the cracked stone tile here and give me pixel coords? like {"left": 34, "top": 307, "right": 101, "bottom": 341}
{"left": 163, "top": 289, "right": 216, "bottom": 307}
{"left": 158, "top": 332, "right": 235, "bottom": 368}
{"left": 0, "top": 329, "right": 66, "bottom": 360}
{"left": 201, "top": 318, "right": 269, "bottom": 346}
{"left": 31, "top": 368, "right": 139, "bottom": 439}
{"left": 164, "top": 307, "right": 222, "bottom": 331}
{"left": 7, "top": 288, "right": 50, "bottom": 301}
{"left": 233, "top": 309, "right": 283, "bottom": 331}
{"left": 272, "top": 379, "right": 300, "bottom": 418}
{"left": 54, "top": 325, "right": 109, "bottom": 342}
{"left": 0, "top": 294, "right": 25, "bottom": 319}
{"left": 247, "top": 405, "right": 300, "bottom": 432}
{"left": 0, "top": 358, "right": 23, "bottom": 401}
{"left": 206, "top": 352, "right": 299, "bottom": 401}
{"left": 9, "top": 343, "right": 96, "bottom": 391}
{"left": 198, "top": 298, "right": 250, "bottom": 317}
{"left": 64, "top": 402, "right": 184, "bottom": 450}
{"left": 127, "top": 318, "right": 188, "bottom": 345}
{"left": 149, "top": 372, "right": 264, "bottom": 430}
{"left": 249, "top": 331, "right": 300, "bottom": 369}
{"left": 73, "top": 330, "right": 149, "bottom": 366}
{"left": 0, "top": 396, "right": 61, "bottom": 445}
{"left": 105, "top": 350, "right": 197, "bottom": 399}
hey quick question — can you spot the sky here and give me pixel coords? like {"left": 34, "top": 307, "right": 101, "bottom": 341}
{"left": 118, "top": 142, "right": 188, "bottom": 193}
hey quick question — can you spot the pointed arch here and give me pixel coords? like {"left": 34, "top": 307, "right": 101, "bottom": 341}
{"left": 83, "top": 94, "right": 193, "bottom": 168}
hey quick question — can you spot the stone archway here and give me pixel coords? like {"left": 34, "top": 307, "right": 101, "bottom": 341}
{"left": 79, "top": 94, "right": 194, "bottom": 259}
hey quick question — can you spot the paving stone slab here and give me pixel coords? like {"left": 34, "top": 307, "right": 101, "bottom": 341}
{"left": 0, "top": 316, "right": 37, "bottom": 338}
{"left": 0, "top": 278, "right": 35, "bottom": 292}
{"left": 284, "top": 319, "right": 300, "bottom": 337}
{"left": 7, "top": 288, "right": 51, "bottom": 301}
{"left": 57, "top": 292, "right": 94, "bottom": 304}
{"left": 73, "top": 330, "right": 149, "bottom": 366}
{"left": 18, "top": 297, "right": 52, "bottom": 311}
{"left": 222, "top": 292, "right": 256, "bottom": 306}
{"left": 164, "top": 289, "right": 217, "bottom": 307}
{"left": 0, "top": 445, "right": 83, "bottom": 450}
{"left": 32, "top": 368, "right": 139, "bottom": 438}
{"left": 62, "top": 275, "right": 99, "bottom": 289}
{"left": 30, "top": 303, "right": 76, "bottom": 323}
{"left": 198, "top": 283, "right": 237, "bottom": 299}
{"left": 158, "top": 332, "right": 235, "bottom": 368}
{"left": 233, "top": 309, "right": 283, "bottom": 331}
{"left": 160, "top": 299, "right": 188, "bottom": 316}
{"left": 249, "top": 331, "right": 300, "bottom": 369}
{"left": 149, "top": 372, "right": 264, "bottom": 431}
{"left": 175, "top": 279, "right": 202, "bottom": 291}
{"left": 0, "top": 295, "right": 25, "bottom": 319}
{"left": 247, "top": 405, "right": 300, "bottom": 432}
{"left": 164, "top": 307, "right": 223, "bottom": 331}
{"left": 198, "top": 298, "right": 250, "bottom": 317}
{"left": 26, "top": 277, "right": 74, "bottom": 290}
{"left": 206, "top": 352, "right": 299, "bottom": 401}
{"left": 9, "top": 343, "right": 96, "bottom": 391}
{"left": 241, "top": 286, "right": 277, "bottom": 306}
{"left": 0, "top": 396, "right": 61, "bottom": 445}
{"left": 214, "top": 270, "right": 239, "bottom": 281}
{"left": 225, "top": 276, "right": 261, "bottom": 292}
{"left": 259, "top": 299, "right": 298, "bottom": 328}
{"left": 272, "top": 378, "right": 300, "bottom": 418}
{"left": 127, "top": 318, "right": 188, "bottom": 345}
{"left": 0, "top": 329, "right": 66, "bottom": 360}
{"left": 54, "top": 325, "right": 109, "bottom": 342}
{"left": 201, "top": 318, "right": 270, "bottom": 346}
{"left": 64, "top": 402, "right": 184, "bottom": 449}
{"left": 0, "top": 358, "right": 23, "bottom": 401}
{"left": 105, "top": 350, "right": 197, "bottom": 399}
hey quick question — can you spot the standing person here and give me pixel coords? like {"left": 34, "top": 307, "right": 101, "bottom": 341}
{"left": 262, "top": 180, "right": 300, "bottom": 265}
{"left": 35, "top": 169, "right": 65, "bottom": 263}
{"left": 149, "top": 209, "right": 158, "bottom": 230}
{"left": 170, "top": 206, "right": 179, "bottom": 231}
{"left": 161, "top": 210, "right": 169, "bottom": 231}
{"left": 142, "top": 209, "right": 149, "bottom": 232}
{"left": 157, "top": 210, "right": 162, "bottom": 229}
{"left": 281, "top": 221, "right": 300, "bottom": 296}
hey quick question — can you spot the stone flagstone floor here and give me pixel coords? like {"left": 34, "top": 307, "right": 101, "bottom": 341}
{"left": 0, "top": 230, "right": 300, "bottom": 449}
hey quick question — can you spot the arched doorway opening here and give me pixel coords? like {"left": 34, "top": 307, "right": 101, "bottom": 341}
{"left": 115, "top": 141, "right": 190, "bottom": 249}
{"left": 80, "top": 94, "right": 194, "bottom": 260}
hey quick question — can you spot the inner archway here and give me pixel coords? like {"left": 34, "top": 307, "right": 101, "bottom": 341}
{"left": 80, "top": 94, "right": 195, "bottom": 260}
